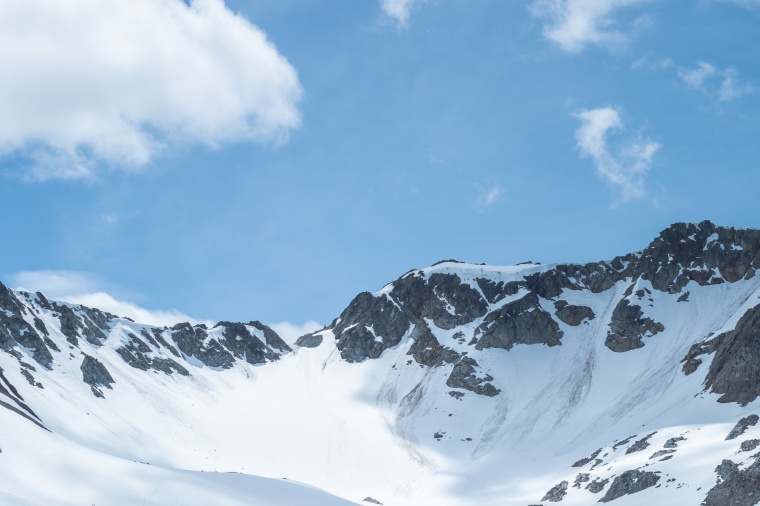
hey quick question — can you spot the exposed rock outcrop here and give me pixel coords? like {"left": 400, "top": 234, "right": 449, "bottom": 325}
{"left": 80, "top": 355, "right": 114, "bottom": 398}
{"left": 726, "top": 415, "right": 759, "bottom": 440}
{"left": 446, "top": 357, "right": 499, "bottom": 397}
{"left": 702, "top": 459, "right": 760, "bottom": 506}
{"left": 705, "top": 303, "right": 760, "bottom": 404}
{"left": 541, "top": 480, "right": 568, "bottom": 502}
{"left": 554, "top": 301, "right": 595, "bottom": 326}
{"left": 598, "top": 470, "right": 660, "bottom": 503}
{"left": 605, "top": 300, "right": 664, "bottom": 352}
{"left": 475, "top": 293, "right": 563, "bottom": 351}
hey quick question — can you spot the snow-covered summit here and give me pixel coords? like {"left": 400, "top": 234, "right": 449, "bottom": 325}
{"left": 3, "top": 221, "right": 760, "bottom": 505}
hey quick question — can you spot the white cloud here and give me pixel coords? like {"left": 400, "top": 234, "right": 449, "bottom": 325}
{"left": 0, "top": 0, "right": 302, "bottom": 181}
{"left": 677, "top": 62, "right": 753, "bottom": 102}
{"left": 530, "top": 0, "right": 649, "bottom": 53}
{"left": 573, "top": 107, "right": 659, "bottom": 203}
{"left": 677, "top": 61, "right": 717, "bottom": 90}
{"left": 718, "top": 68, "right": 754, "bottom": 102}
{"left": 9, "top": 270, "right": 204, "bottom": 327}
{"left": 381, "top": 0, "right": 423, "bottom": 27}
{"left": 268, "top": 321, "right": 323, "bottom": 346}
{"left": 475, "top": 184, "right": 504, "bottom": 212}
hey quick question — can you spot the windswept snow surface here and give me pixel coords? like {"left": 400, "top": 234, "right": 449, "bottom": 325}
{"left": 3, "top": 256, "right": 760, "bottom": 504}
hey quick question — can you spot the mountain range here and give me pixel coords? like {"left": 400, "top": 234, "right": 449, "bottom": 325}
{"left": 2, "top": 220, "right": 760, "bottom": 505}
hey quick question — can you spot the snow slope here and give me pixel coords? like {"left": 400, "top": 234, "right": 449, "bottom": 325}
{"left": 2, "top": 221, "right": 760, "bottom": 505}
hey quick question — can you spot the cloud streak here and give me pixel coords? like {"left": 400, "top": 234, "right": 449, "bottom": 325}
{"left": 530, "top": 0, "right": 649, "bottom": 53}
{"left": 677, "top": 61, "right": 754, "bottom": 102}
{"left": 0, "top": 0, "right": 302, "bottom": 181}
{"left": 475, "top": 184, "right": 504, "bottom": 212}
{"left": 573, "top": 107, "right": 659, "bottom": 203}
{"left": 10, "top": 270, "right": 205, "bottom": 327}
{"left": 381, "top": 0, "right": 422, "bottom": 27}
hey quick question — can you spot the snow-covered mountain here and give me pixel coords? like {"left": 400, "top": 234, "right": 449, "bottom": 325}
{"left": 3, "top": 220, "right": 760, "bottom": 505}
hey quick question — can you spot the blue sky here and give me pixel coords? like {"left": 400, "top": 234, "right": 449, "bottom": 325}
{"left": 1, "top": 0, "right": 759, "bottom": 329}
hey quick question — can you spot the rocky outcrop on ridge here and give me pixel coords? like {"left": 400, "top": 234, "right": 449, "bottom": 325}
{"left": 0, "top": 282, "right": 289, "bottom": 400}
{"left": 318, "top": 221, "right": 760, "bottom": 402}
{"left": 598, "top": 469, "right": 660, "bottom": 503}
{"left": 702, "top": 459, "right": 760, "bottom": 506}
{"left": 705, "top": 303, "right": 760, "bottom": 405}
{"left": 726, "top": 415, "right": 759, "bottom": 440}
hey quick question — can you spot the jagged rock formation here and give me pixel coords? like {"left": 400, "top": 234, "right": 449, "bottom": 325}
{"left": 541, "top": 480, "right": 568, "bottom": 502}
{"left": 81, "top": 355, "right": 114, "bottom": 398}
{"left": 0, "top": 283, "right": 288, "bottom": 398}
{"left": 598, "top": 470, "right": 660, "bottom": 502}
{"left": 626, "top": 432, "right": 657, "bottom": 454}
{"left": 4, "top": 220, "right": 760, "bottom": 505}
{"left": 605, "top": 300, "right": 664, "bottom": 352}
{"left": 726, "top": 415, "right": 759, "bottom": 440}
{"left": 554, "top": 300, "right": 595, "bottom": 326}
{"left": 318, "top": 220, "right": 760, "bottom": 402}
{"left": 705, "top": 303, "right": 760, "bottom": 404}
{"left": 702, "top": 459, "right": 760, "bottom": 506}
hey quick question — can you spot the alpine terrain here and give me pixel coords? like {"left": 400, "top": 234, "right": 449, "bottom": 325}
{"left": 3, "top": 220, "right": 760, "bottom": 505}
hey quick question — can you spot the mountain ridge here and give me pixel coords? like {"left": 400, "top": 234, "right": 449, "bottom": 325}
{"left": 2, "top": 220, "right": 760, "bottom": 505}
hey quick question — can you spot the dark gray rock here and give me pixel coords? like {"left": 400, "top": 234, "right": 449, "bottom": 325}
{"left": 626, "top": 432, "right": 657, "bottom": 454}
{"left": 726, "top": 415, "right": 759, "bottom": 440}
{"left": 333, "top": 292, "right": 410, "bottom": 363}
{"left": 541, "top": 480, "right": 568, "bottom": 502}
{"left": 612, "top": 435, "right": 637, "bottom": 451}
{"left": 682, "top": 335, "right": 724, "bottom": 375}
{"left": 362, "top": 498, "right": 383, "bottom": 505}
{"left": 446, "top": 356, "right": 499, "bottom": 397}
{"left": 586, "top": 478, "right": 609, "bottom": 494}
{"left": 664, "top": 436, "right": 686, "bottom": 448}
{"left": 407, "top": 323, "right": 460, "bottom": 367}
{"left": 0, "top": 284, "right": 53, "bottom": 369}
{"left": 476, "top": 278, "right": 522, "bottom": 304}
{"left": 248, "top": 321, "right": 291, "bottom": 353}
{"left": 171, "top": 323, "right": 234, "bottom": 369}
{"left": 598, "top": 470, "right": 660, "bottom": 503}
{"left": 605, "top": 299, "right": 664, "bottom": 352}
{"left": 144, "top": 328, "right": 180, "bottom": 357}
{"left": 705, "top": 303, "right": 760, "bottom": 405}
{"left": 80, "top": 355, "right": 114, "bottom": 397}
{"left": 554, "top": 302, "right": 595, "bottom": 326}
{"left": 702, "top": 459, "right": 760, "bottom": 506}
{"left": 740, "top": 439, "right": 760, "bottom": 452}
{"left": 115, "top": 333, "right": 189, "bottom": 376}
{"left": 650, "top": 449, "right": 676, "bottom": 459}
{"left": 216, "top": 322, "right": 273, "bottom": 365}
{"left": 54, "top": 303, "right": 81, "bottom": 346}
{"left": 390, "top": 272, "right": 488, "bottom": 330}
{"left": 573, "top": 473, "right": 590, "bottom": 488}
{"left": 573, "top": 448, "right": 602, "bottom": 468}
{"left": 475, "top": 293, "right": 563, "bottom": 351}
{"left": 295, "top": 332, "right": 323, "bottom": 348}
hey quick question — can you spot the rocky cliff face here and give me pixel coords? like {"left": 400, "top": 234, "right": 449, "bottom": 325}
{"left": 0, "top": 282, "right": 289, "bottom": 410}
{"left": 317, "top": 221, "right": 760, "bottom": 404}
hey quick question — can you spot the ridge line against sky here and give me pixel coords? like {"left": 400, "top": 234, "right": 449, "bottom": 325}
{"left": 0, "top": 0, "right": 758, "bottom": 324}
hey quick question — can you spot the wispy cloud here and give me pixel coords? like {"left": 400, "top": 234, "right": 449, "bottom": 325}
{"left": 0, "top": 0, "right": 302, "bottom": 181}
{"left": 530, "top": 0, "right": 650, "bottom": 53}
{"left": 9, "top": 270, "right": 205, "bottom": 327}
{"left": 573, "top": 107, "right": 659, "bottom": 204}
{"left": 677, "top": 61, "right": 753, "bottom": 102}
{"left": 381, "top": 0, "right": 422, "bottom": 27}
{"left": 677, "top": 61, "right": 717, "bottom": 89}
{"left": 474, "top": 183, "right": 504, "bottom": 212}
